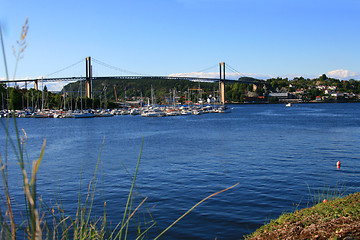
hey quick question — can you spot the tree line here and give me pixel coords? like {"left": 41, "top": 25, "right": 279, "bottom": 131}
{"left": 226, "top": 74, "right": 360, "bottom": 103}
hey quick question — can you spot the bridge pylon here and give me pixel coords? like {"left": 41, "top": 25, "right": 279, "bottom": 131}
{"left": 34, "top": 80, "right": 38, "bottom": 91}
{"left": 86, "top": 56, "right": 92, "bottom": 98}
{"left": 219, "top": 62, "right": 225, "bottom": 104}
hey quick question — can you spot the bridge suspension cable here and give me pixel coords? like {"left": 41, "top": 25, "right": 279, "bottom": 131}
{"left": 92, "top": 58, "right": 148, "bottom": 76}
{"left": 44, "top": 58, "right": 84, "bottom": 77}
{"left": 225, "top": 64, "right": 243, "bottom": 77}
{"left": 195, "top": 64, "right": 219, "bottom": 73}
{"left": 171, "top": 64, "right": 219, "bottom": 78}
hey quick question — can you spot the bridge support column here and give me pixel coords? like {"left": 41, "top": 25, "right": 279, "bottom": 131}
{"left": 219, "top": 62, "right": 225, "bottom": 104}
{"left": 34, "top": 80, "right": 38, "bottom": 91}
{"left": 86, "top": 56, "right": 92, "bottom": 99}
{"left": 253, "top": 84, "right": 258, "bottom": 92}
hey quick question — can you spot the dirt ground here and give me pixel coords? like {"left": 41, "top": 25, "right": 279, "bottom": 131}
{"left": 247, "top": 216, "right": 360, "bottom": 240}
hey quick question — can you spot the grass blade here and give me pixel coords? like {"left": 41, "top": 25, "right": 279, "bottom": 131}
{"left": 154, "top": 182, "right": 240, "bottom": 240}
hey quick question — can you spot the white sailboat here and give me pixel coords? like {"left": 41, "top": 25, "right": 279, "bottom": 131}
{"left": 72, "top": 80, "right": 95, "bottom": 118}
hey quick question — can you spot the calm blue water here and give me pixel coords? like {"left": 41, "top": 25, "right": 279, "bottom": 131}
{"left": 2, "top": 103, "right": 360, "bottom": 239}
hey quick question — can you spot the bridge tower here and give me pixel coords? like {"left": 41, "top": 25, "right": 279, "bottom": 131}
{"left": 86, "top": 56, "right": 92, "bottom": 98}
{"left": 34, "top": 80, "right": 38, "bottom": 91}
{"left": 219, "top": 62, "right": 226, "bottom": 104}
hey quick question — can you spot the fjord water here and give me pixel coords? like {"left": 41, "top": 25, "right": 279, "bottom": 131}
{"left": 2, "top": 103, "right": 360, "bottom": 239}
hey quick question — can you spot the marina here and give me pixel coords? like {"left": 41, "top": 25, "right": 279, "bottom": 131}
{"left": 0, "top": 104, "right": 231, "bottom": 118}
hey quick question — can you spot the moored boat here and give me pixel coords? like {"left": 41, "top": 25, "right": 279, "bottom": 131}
{"left": 216, "top": 105, "right": 231, "bottom": 113}
{"left": 141, "top": 108, "right": 166, "bottom": 117}
{"left": 73, "top": 112, "right": 96, "bottom": 118}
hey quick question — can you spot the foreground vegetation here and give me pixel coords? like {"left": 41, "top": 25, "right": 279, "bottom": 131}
{"left": 246, "top": 192, "right": 360, "bottom": 239}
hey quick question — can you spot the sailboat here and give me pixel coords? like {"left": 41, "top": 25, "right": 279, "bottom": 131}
{"left": 72, "top": 80, "right": 95, "bottom": 118}
{"left": 72, "top": 111, "right": 95, "bottom": 118}
{"left": 216, "top": 105, "right": 231, "bottom": 113}
{"left": 141, "top": 86, "right": 166, "bottom": 117}
{"left": 32, "top": 79, "right": 53, "bottom": 118}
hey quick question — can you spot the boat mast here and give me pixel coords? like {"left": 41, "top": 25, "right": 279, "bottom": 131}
{"left": 173, "top": 88, "right": 176, "bottom": 108}
{"left": 80, "top": 80, "right": 83, "bottom": 111}
{"left": 151, "top": 85, "right": 154, "bottom": 106}
{"left": 41, "top": 78, "right": 44, "bottom": 111}
{"left": 63, "top": 89, "right": 66, "bottom": 110}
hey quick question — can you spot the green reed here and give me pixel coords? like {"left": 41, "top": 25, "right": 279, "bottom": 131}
{"left": 306, "top": 182, "right": 352, "bottom": 206}
{"left": 0, "top": 116, "right": 151, "bottom": 239}
{"left": 0, "top": 115, "right": 44, "bottom": 239}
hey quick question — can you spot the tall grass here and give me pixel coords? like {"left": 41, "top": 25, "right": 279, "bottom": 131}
{"left": 307, "top": 182, "right": 351, "bottom": 206}
{"left": 0, "top": 116, "right": 146, "bottom": 239}
{"left": 0, "top": 116, "right": 156, "bottom": 239}
{"left": 0, "top": 115, "right": 44, "bottom": 239}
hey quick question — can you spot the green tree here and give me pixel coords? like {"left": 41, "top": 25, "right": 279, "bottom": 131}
{"left": 9, "top": 87, "right": 22, "bottom": 110}
{"left": 0, "top": 84, "right": 6, "bottom": 109}
{"left": 319, "top": 74, "right": 328, "bottom": 81}
{"left": 304, "top": 88, "right": 322, "bottom": 101}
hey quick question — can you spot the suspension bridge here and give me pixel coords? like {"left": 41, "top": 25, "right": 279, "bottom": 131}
{"left": 0, "top": 57, "right": 266, "bottom": 104}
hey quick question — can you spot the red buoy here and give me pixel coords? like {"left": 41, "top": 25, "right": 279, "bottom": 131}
{"left": 337, "top": 161, "right": 341, "bottom": 169}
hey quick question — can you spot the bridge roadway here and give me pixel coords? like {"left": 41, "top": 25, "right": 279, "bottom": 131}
{"left": 0, "top": 75, "right": 266, "bottom": 84}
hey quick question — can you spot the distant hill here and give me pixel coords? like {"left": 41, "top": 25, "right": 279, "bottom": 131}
{"left": 62, "top": 77, "right": 220, "bottom": 102}
{"left": 238, "top": 76, "right": 263, "bottom": 82}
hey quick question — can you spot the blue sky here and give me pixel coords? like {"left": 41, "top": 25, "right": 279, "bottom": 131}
{"left": 1, "top": 0, "right": 360, "bottom": 90}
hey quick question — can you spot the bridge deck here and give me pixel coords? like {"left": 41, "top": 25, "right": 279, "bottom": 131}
{"left": 1, "top": 76, "right": 266, "bottom": 84}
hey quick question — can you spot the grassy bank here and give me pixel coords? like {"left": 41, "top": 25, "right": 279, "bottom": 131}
{"left": 245, "top": 192, "right": 360, "bottom": 239}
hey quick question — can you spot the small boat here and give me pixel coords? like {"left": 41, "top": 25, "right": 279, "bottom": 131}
{"left": 191, "top": 109, "right": 203, "bottom": 115}
{"left": 202, "top": 106, "right": 214, "bottom": 113}
{"left": 285, "top": 103, "right": 292, "bottom": 107}
{"left": 216, "top": 105, "right": 231, "bottom": 113}
{"left": 73, "top": 112, "right": 96, "bottom": 118}
{"left": 129, "top": 108, "right": 140, "bottom": 115}
{"left": 141, "top": 108, "right": 166, "bottom": 117}
{"left": 53, "top": 111, "right": 64, "bottom": 118}
{"left": 93, "top": 109, "right": 113, "bottom": 117}
{"left": 120, "top": 109, "right": 129, "bottom": 115}
{"left": 32, "top": 111, "right": 53, "bottom": 118}
{"left": 181, "top": 109, "right": 192, "bottom": 115}
{"left": 166, "top": 110, "right": 181, "bottom": 116}
{"left": 67, "top": 110, "right": 95, "bottom": 118}
{"left": 141, "top": 111, "right": 166, "bottom": 117}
